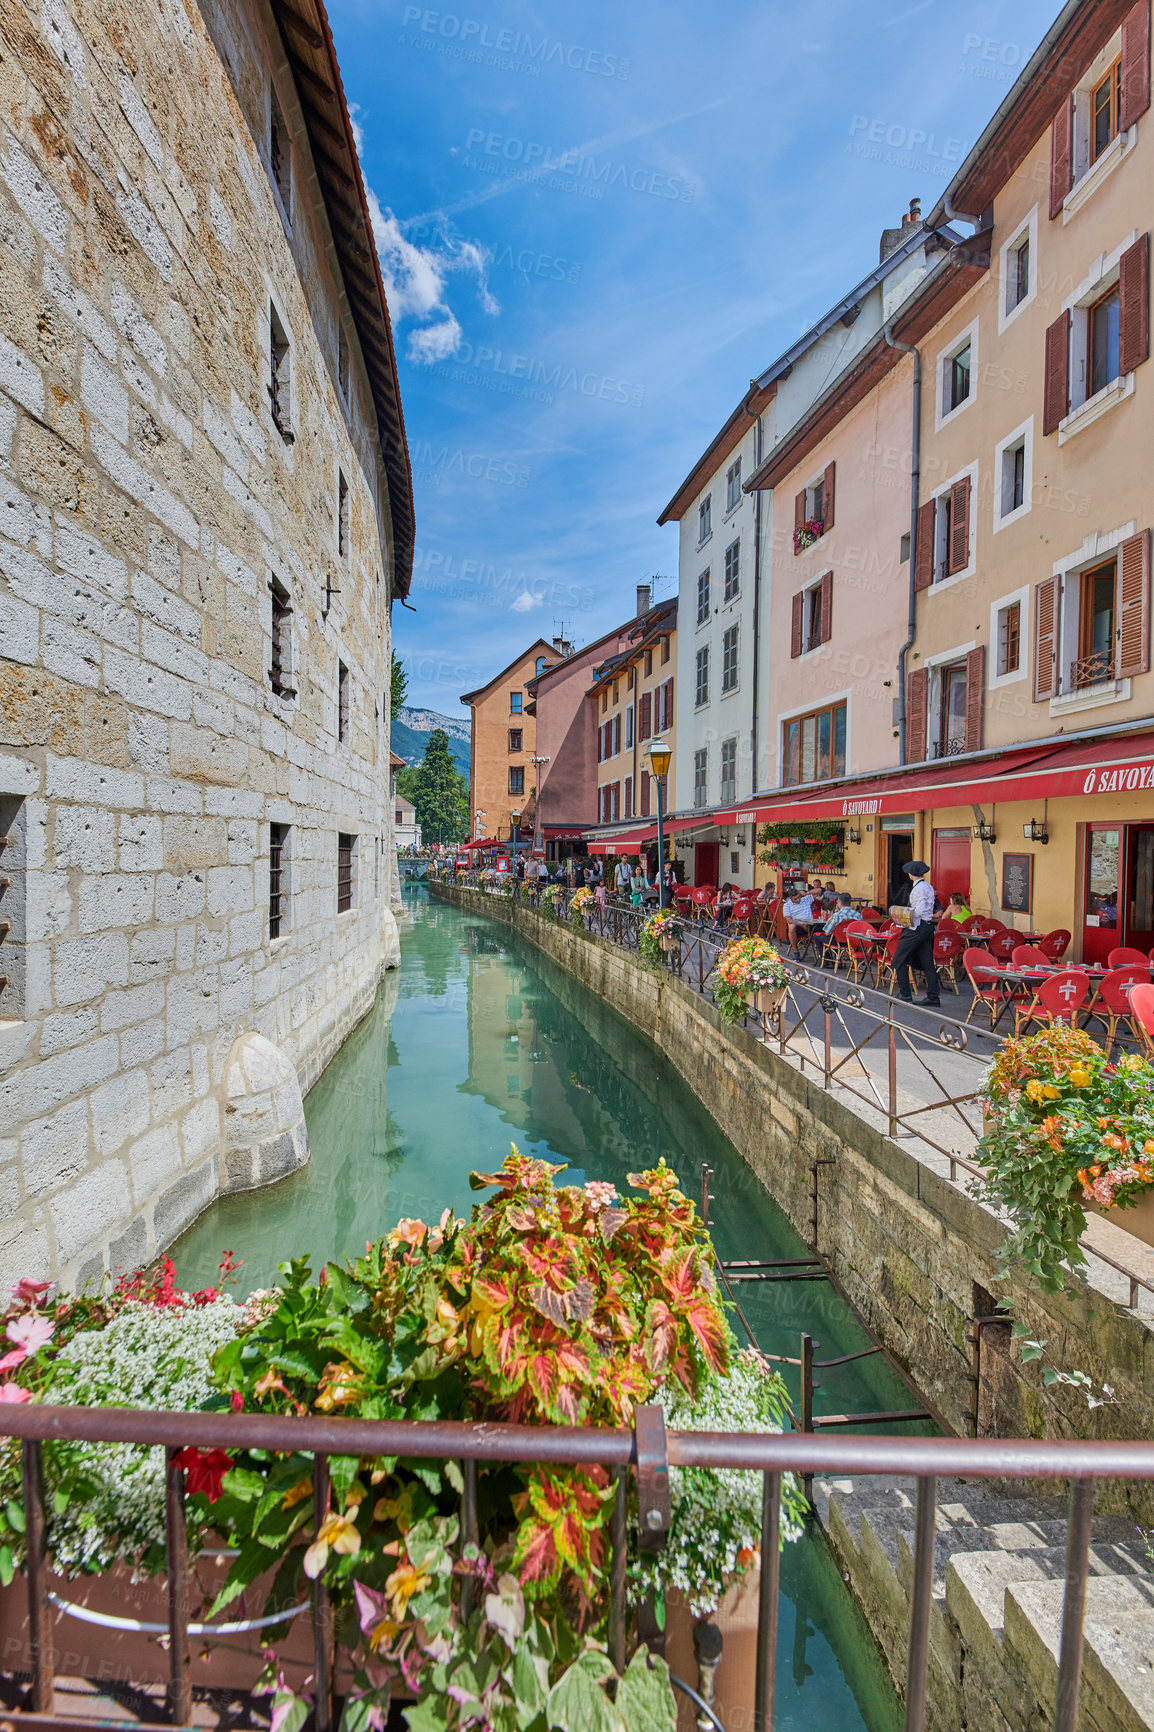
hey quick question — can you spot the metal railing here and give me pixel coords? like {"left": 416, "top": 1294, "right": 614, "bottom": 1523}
{"left": 4, "top": 1401, "right": 1153, "bottom": 1732}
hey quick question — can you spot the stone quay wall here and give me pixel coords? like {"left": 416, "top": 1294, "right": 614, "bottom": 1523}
{"left": 432, "top": 882, "right": 1154, "bottom": 1487}
{"left": 0, "top": 0, "right": 403, "bottom": 1289}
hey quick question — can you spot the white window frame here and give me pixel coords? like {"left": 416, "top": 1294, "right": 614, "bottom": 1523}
{"left": 997, "top": 207, "right": 1038, "bottom": 333}
{"left": 989, "top": 585, "right": 1030, "bottom": 689}
{"left": 1058, "top": 229, "right": 1138, "bottom": 440}
{"left": 922, "top": 640, "right": 977, "bottom": 762}
{"left": 693, "top": 747, "right": 709, "bottom": 809}
{"left": 694, "top": 644, "right": 709, "bottom": 709}
{"left": 993, "top": 416, "right": 1033, "bottom": 533}
{"left": 725, "top": 457, "right": 742, "bottom": 515}
{"left": 933, "top": 317, "right": 979, "bottom": 430}
{"left": 928, "top": 460, "right": 979, "bottom": 592}
{"left": 697, "top": 493, "right": 712, "bottom": 548}
{"left": 1064, "top": 31, "right": 1136, "bottom": 220}
{"left": 721, "top": 622, "right": 740, "bottom": 695}
{"left": 1049, "top": 520, "right": 1137, "bottom": 715}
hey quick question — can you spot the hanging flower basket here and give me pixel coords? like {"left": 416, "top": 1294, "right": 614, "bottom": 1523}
{"left": 714, "top": 937, "right": 788, "bottom": 1025}
{"left": 750, "top": 985, "right": 788, "bottom": 1017}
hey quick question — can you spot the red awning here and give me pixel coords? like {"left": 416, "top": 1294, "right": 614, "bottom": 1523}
{"left": 543, "top": 826, "right": 589, "bottom": 839}
{"left": 734, "top": 732, "right": 1154, "bottom": 825}
{"left": 584, "top": 819, "right": 715, "bottom": 855}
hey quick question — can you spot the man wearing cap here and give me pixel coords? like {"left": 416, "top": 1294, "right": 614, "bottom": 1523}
{"left": 893, "top": 860, "right": 940, "bottom": 1006}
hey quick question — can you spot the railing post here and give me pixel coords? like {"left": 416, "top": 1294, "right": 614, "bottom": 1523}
{"left": 166, "top": 1447, "right": 192, "bottom": 1726}
{"left": 888, "top": 1009, "right": 899, "bottom": 1138}
{"left": 800, "top": 1334, "right": 816, "bottom": 1503}
{"left": 903, "top": 1476, "right": 937, "bottom": 1732}
{"left": 312, "top": 1454, "right": 334, "bottom": 1732}
{"left": 822, "top": 995, "right": 833, "bottom": 1087}
{"left": 753, "top": 1469, "right": 781, "bottom": 1732}
{"left": 1055, "top": 1478, "right": 1094, "bottom": 1732}
{"left": 608, "top": 1466, "right": 627, "bottom": 1674}
{"left": 700, "top": 1162, "right": 713, "bottom": 1232}
{"left": 22, "top": 1438, "right": 54, "bottom": 1714}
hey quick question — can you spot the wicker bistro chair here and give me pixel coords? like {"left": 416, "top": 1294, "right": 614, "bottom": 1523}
{"left": 1130, "top": 983, "right": 1154, "bottom": 1056}
{"left": 987, "top": 930, "right": 1023, "bottom": 963}
{"left": 1088, "top": 966, "right": 1153, "bottom": 1055}
{"left": 839, "top": 920, "right": 875, "bottom": 983}
{"left": 877, "top": 930, "right": 903, "bottom": 995}
{"left": 1010, "top": 944, "right": 1044, "bottom": 967}
{"left": 1107, "top": 946, "right": 1151, "bottom": 968}
{"left": 963, "top": 947, "right": 1026, "bottom": 1031}
{"left": 1013, "top": 968, "right": 1091, "bottom": 1038}
{"left": 932, "top": 924, "right": 966, "bottom": 992}
{"left": 1038, "top": 928, "right": 1072, "bottom": 962}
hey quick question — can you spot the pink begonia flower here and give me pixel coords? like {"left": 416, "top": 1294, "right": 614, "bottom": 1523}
{"left": 13, "top": 1279, "right": 51, "bottom": 1305}
{"left": 8, "top": 1313, "right": 54, "bottom": 1356}
{"left": 0, "top": 1384, "right": 31, "bottom": 1403}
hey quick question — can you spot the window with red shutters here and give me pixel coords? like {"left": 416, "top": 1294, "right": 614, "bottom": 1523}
{"left": 1043, "top": 312, "right": 1070, "bottom": 434}
{"left": 663, "top": 678, "right": 674, "bottom": 732}
{"left": 819, "top": 569, "right": 833, "bottom": 643}
{"left": 1119, "top": 232, "right": 1150, "bottom": 375}
{"left": 913, "top": 498, "right": 935, "bottom": 592}
{"left": 965, "top": 646, "right": 986, "bottom": 753}
{"left": 1049, "top": 93, "right": 1073, "bottom": 218}
{"left": 639, "top": 690, "right": 652, "bottom": 740}
{"left": 1121, "top": 0, "right": 1152, "bottom": 130}
{"left": 1118, "top": 529, "right": 1151, "bottom": 678}
{"left": 640, "top": 772, "right": 651, "bottom": 816}
{"left": 822, "top": 462, "right": 835, "bottom": 530}
{"left": 907, "top": 667, "right": 928, "bottom": 763}
{"left": 624, "top": 775, "right": 633, "bottom": 816}
{"left": 794, "top": 488, "right": 806, "bottom": 552}
{"left": 1033, "top": 575, "right": 1060, "bottom": 700}
{"left": 612, "top": 714, "right": 621, "bottom": 756}
{"left": 947, "top": 476, "right": 971, "bottom": 575}
{"left": 790, "top": 590, "right": 804, "bottom": 658}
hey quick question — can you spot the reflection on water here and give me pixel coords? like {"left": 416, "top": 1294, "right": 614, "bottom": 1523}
{"left": 174, "top": 888, "right": 902, "bottom": 1732}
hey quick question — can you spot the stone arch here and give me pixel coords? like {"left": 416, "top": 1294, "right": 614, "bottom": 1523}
{"left": 222, "top": 1030, "right": 309, "bottom": 1192}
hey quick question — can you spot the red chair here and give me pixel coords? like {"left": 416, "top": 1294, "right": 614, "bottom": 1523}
{"left": 956, "top": 915, "right": 980, "bottom": 933}
{"left": 877, "top": 930, "right": 903, "bottom": 995}
{"left": 1107, "top": 946, "right": 1150, "bottom": 968}
{"left": 691, "top": 887, "right": 717, "bottom": 922}
{"left": 859, "top": 906, "right": 885, "bottom": 922}
{"left": 1014, "top": 969, "right": 1091, "bottom": 1037}
{"left": 1010, "top": 944, "right": 1043, "bottom": 968}
{"left": 839, "top": 920, "right": 875, "bottom": 982}
{"left": 1089, "top": 967, "right": 1152, "bottom": 1055}
{"left": 988, "top": 930, "right": 1020, "bottom": 963}
{"left": 963, "top": 947, "right": 1020, "bottom": 1030}
{"left": 729, "top": 897, "right": 757, "bottom": 931}
{"left": 1130, "top": 983, "right": 1154, "bottom": 1055}
{"left": 1038, "top": 929, "right": 1071, "bottom": 962}
{"left": 932, "top": 925, "right": 965, "bottom": 992}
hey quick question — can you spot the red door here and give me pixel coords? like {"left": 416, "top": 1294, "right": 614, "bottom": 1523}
{"left": 932, "top": 829, "right": 971, "bottom": 902}
{"left": 695, "top": 843, "right": 719, "bottom": 888}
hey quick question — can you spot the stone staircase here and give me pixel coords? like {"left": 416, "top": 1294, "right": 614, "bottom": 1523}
{"left": 813, "top": 1473, "right": 1154, "bottom": 1731}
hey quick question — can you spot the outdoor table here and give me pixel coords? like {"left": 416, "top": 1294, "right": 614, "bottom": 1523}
{"left": 973, "top": 962, "right": 1149, "bottom": 1032}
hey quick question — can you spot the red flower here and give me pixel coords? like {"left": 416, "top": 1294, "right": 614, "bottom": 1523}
{"left": 230, "top": 1388, "right": 245, "bottom": 1412}
{"left": 173, "top": 1446, "right": 233, "bottom": 1502}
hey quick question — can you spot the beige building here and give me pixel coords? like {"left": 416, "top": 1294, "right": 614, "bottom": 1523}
{"left": 587, "top": 593, "right": 678, "bottom": 865}
{"left": 0, "top": 0, "right": 413, "bottom": 1285}
{"left": 460, "top": 639, "right": 563, "bottom": 846}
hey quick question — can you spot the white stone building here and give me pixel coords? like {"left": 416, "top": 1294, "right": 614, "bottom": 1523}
{"left": 0, "top": 0, "right": 414, "bottom": 1286}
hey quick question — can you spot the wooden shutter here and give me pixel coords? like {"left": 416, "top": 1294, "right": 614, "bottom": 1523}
{"left": 822, "top": 462, "right": 836, "bottom": 530}
{"left": 794, "top": 487, "right": 806, "bottom": 551}
{"left": 1121, "top": 0, "right": 1152, "bottom": 130}
{"left": 1043, "top": 312, "right": 1070, "bottom": 435}
{"left": 1049, "top": 94, "right": 1073, "bottom": 219}
{"left": 639, "top": 691, "right": 652, "bottom": 740}
{"left": 624, "top": 776, "right": 633, "bottom": 816}
{"left": 662, "top": 678, "right": 674, "bottom": 731}
{"left": 948, "top": 476, "right": 971, "bottom": 575}
{"left": 819, "top": 569, "right": 833, "bottom": 644}
{"left": 1119, "top": 232, "right": 1150, "bottom": 375}
{"left": 613, "top": 715, "right": 621, "bottom": 755}
{"left": 1033, "top": 575, "right": 1060, "bottom": 700}
{"left": 907, "top": 667, "right": 928, "bottom": 764}
{"left": 964, "top": 646, "right": 986, "bottom": 753}
{"left": 1118, "top": 529, "right": 1151, "bottom": 677}
{"left": 640, "top": 772, "right": 650, "bottom": 816}
{"left": 791, "top": 590, "right": 804, "bottom": 657}
{"left": 913, "top": 498, "right": 936, "bottom": 592}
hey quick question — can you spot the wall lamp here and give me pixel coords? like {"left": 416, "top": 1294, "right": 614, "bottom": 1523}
{"left": 973, "top": 817, "right": 997, "bottom": 843}
{"left": 1023, "top": 818, "right": 1049, "bottom": 844}
{"left": 845, "top": 824, "right": 862, "bottom": 846}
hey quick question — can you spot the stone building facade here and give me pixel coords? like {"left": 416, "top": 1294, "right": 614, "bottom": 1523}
{"left": 0, "top": 0, "right": 414, "bottom": 1286}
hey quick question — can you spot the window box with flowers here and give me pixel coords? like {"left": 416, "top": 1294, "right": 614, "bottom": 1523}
{"left": 792, "top": 519, "right": 824, "bottom": 553}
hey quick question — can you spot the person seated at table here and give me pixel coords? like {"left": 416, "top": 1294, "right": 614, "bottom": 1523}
{"left": 816, "top": 893, "right": 858, "bottom": 964}
{"left": 820, "top": 882, "right": 839, "bottom": 910}
{"left": 782, "top": 885, "right": 815, "bottom": 953}
{"left": 944, "top": 891, "right": 971, "bottom": 922}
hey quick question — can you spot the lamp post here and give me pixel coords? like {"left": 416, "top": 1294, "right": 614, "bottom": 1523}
{"left": 510, "top": 807, "right": 521, "bottom": 882}
{"left": 644, "top": 737, "right": 672, "bottom": 910}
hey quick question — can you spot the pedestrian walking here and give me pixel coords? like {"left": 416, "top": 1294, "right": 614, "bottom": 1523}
{"left": 893, "top": 860, "right": 941, "bottom": 1006}
{"left": 614, "top": 856, "right": 633, "bottom": 899}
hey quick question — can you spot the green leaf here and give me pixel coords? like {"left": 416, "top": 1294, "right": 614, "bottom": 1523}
{"left": 6, "top": 1499, "right": 25, "bottom": 1535}
{"left": 341, "top": 1690, "right": 389, "bottom": 1732}
{"left": 546, "top": 1649, "right": 622, "bottom": 1732}
{"left": 209, "top": 1536, "right": 279, "bottom": 1616}
{"left": 616, "top": 1649, "right": 677, "bottom": 1732}
{"left": 512, "top": 1644, "right": 548, "bottom": 1721}
{"left": 0, "top": 1545, "right": 13, "bottom": 1588}
{"left": 272, "top": 1690, "right": 310, "bottom": 1732}
{"left": 403, "top": 1697, "right": 451, "bottom": 1732}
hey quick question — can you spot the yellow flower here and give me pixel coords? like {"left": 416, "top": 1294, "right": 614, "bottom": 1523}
{"left": 1025, "top": 1079, "right": 1046, "bottom": 1103}
{"left": 385, "top": 1560, "right": 432, "bottom": 1621}
{"left": 281, "top": 1474, "right": 313, "bottom": 1510}
{"left": 304, "top": 1511, "right": 362, "bottom": 1578}
{"left": 1068, "top": 1068, "right": 1092, "bottom": 1087}
{"left": 315, "top": 1361, "right": 360, "bottom": 1412}
{"left": 1042, "top": 1084, "right": 1061, "bottom": 1099}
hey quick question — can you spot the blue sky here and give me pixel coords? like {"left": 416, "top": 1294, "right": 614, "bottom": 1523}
{"left": 329, "top": 0, "right": 1058, "bottom": 718}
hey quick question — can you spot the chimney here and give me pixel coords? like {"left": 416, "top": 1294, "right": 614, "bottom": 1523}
{"left": 636, "top": 583, "right": 651, "bottom": 617}
{"left": 552, "top": 635, "right": 564, "bottom": 653}
{"left": 879, "top": 197, "right": 922, "bottom": 262}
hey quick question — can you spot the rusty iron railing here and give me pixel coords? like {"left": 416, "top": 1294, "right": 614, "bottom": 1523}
{"left": 3, "top": 1403, "right": 1154, "bottom": 1732}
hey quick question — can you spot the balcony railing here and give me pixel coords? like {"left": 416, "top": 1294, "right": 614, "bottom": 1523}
{"left": 3, "top": 1401, "right": 1152, "bottom": 1732}
{"left": 1069, "top": 649, "right": 1114, "bottom": 690}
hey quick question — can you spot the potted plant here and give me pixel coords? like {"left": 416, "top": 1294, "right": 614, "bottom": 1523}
{"left": 714, "top": 936, "right": 788, "bottom": 1025}
{"left": 977, "top": 1027, "right": 1154, "bottom": 1290}
{"left": 543, "top": 882, "right": 566, "bottom": 921}
{"left": 639, "top": 907, "right": 682, "bottom": 966}
{"left": 792, "top": 518, "right": 823, "bottom": 553}
{"left": 570, "top": 886, "right": 594, "bottom": 929}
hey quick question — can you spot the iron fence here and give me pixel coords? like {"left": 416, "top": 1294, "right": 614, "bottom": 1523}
{"left": 4, "top": 1402, "right": 1154, "bottom": 1732}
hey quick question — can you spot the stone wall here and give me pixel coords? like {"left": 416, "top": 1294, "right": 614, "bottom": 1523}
{"left": 0, "top": 0, "right": 403, "bottom": 1288}
{"left": 432, "top": 883, "right": 1154, "bottom": 1500}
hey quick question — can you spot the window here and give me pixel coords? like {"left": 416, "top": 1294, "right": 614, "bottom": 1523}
{"left": 997, "top": 601, "right": 1022, "bottom": 676}
{"left": 270, "top": 90, "right": 291, "bottom": 217}
{"left": 808, "top": 475, "right": 824, "bottom": 525}
{"left": 1002, "top": 439, "right": 1026, "bottom": 517}
{"left": 269, "top": 303, "right": 292, "bottom": 440}
{"left": 627, "top": 668, "right": 635, "bottom": 689}
{"left": 536, "top": 655, "right": 547, "bottom": 675}
{"left": 805, "top": 584, "right": 822, "bottom": 652}
{"left": 793, "top": 464, "right": 836, "bottom": 548}
{"left": 625, "top": 705, "right": 634, "bottom": 749}
{"left": 696, "top": 569, "right": 711, "bottom": 625}
{"left": 270, "top": 577, "right": 293, "bottom": 696}
{"left": 1092, "top": 58, "right": 1121, "bottom": 163}
{"left": 720, "top": 738, "right": 737, "bottom": 804}
{"left": 644, "top": 649, "right": 652, "bottom": 677}
{"left": 693, "top": 748, "right": 708, "bottom": 808}
{"left": 698, "top": 495, "right": 712, "bottom": 542}
{"left": 511, "top": 691, "right": 523, "bottom": 714}
{"left": 1075, "top": 558, "right": 1117, "bottom": 687}
{"left": 791, "top": 571, "right": 832, "bottom": 654}
{"left": 661, "top": 636, "right": 670, "bottom": 664}
{"left": 338, "top": 325, "right": 349, "bottom": 405}
{"left": 936, "top": 663, "right": 969, "bottom": 757}
{"left": 624, "top": 775, "right": 633, "bottom": 815}
{"left": 639, "top": 691, "right": 652, "bottom": 740}
{"left": 695, "top": 645, "right": 709, "bottom": 708}
{"left": 509, "top": 766, "right": 525, "bottom": 795}
{"left": 1007, "top": 232, "right": 1030, "bottom": 314}
{"left": 726, "top": 458, "right": 741, "bottom": 512}
{"left": 946, "top": 342, "right": 971, "bottom": 413}
{"left": 783, "top": 702, "right": 847, "bottom": 786}
{"left": 915, "top": 473, "right": 972, "bottom": 584}
{"left": 721, "top": 624, "right": 739, "bottom": 692}
{"left": 269, "top": 822, "right": 289, "bottom": 939}
{"left": 657, "top": 678, "right": 674, "bottom": 732}
{"left": 337, "top": 832, "right": 355, "bottom": 913}
{"left": 338, "top": 469, "right": 349, "bottom": 558}
{"left": 1089, "top": 285, "right": 1120, "bottom": 395}
{"left": 612, "top": 682, "right": 619, "bottom": 704}
{"left": 508, "top": 728, "right": 523, "bottom": 751}
{"left": 724, "top": 539, "right": 740, "bottom": 602}
{"left": 338, "top": 659, "right": 349, "bottom": 741}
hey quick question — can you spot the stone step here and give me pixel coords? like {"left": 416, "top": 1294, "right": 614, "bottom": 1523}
{"left": 871, "top": 1503, "right": 1140, "bottom": 1595}
{"left": 947, "top": 1541, "right": 1151, "bottom": 1662}
{"left": 1004, "top": 1574, "right": 1154, "bottom": 1732}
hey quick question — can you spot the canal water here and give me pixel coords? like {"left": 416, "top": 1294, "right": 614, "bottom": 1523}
{"left": 175, "top": 887, "right": 912, "bottom": 1731}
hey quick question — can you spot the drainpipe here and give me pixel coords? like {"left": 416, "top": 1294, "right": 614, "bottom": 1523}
{"left": 883, "top": 324, "right": 921, "bottom": 766}
{"left": 743, "top": 392, "right": 764, "bottom": 835}
{"left": 942, "top": 192, "right": 984, "bottom": 229}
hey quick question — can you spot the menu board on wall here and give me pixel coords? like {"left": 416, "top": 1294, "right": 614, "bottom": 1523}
{"left": 1001, "top": 852, "right": 1033, "bottom": 915}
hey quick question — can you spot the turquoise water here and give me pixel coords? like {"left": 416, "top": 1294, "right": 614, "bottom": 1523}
{"left": 174, "top": 887, "right": 906, "bottom": 1730}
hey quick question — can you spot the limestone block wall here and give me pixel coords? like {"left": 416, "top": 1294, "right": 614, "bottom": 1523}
{"left": 0, "top": 0, "right": 404, "bottom": 1288}
{"left": 433, "top": 883, "right": 1154, "bottom": 1515}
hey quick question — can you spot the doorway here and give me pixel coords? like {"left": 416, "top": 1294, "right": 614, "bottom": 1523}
{"left": 932, "top": 828, "right": 971, "bottom": 902}
{"left": 694, "top": 842, "right": 719, "bottom": 887}
{"left": 883, "top": 832, "right": 913, "bottom": 907}
{"left": 1083, "top": 823, "right": 1154, "bottom": 963}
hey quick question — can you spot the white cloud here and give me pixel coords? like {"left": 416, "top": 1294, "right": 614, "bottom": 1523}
{"left": 511, "top": 590, "right": 537, "bottom": 613}
{"left": 408, "top": 315, "right": 463, "bottom": 364}
{"left": 363, "top": 184, "right": 497, "bottom": 366}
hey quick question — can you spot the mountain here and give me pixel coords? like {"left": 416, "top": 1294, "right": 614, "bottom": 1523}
{"left": 392, "top": 706, "right": 470, "bottom": 776}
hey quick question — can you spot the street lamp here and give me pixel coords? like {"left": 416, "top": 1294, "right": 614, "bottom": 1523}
{"left": 644, "top": 737, "right": 672, "bottom": 910}
{"left": 510, "top": 807, "right": 521, "bottom": 881}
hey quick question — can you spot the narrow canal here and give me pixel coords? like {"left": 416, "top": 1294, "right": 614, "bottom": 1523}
{"left": 176, "top": 886, "right": 914, "bottom": 1731}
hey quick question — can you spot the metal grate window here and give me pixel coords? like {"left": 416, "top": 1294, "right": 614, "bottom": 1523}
{"left": 337, "top": 832, "right": 354, "bottom": 913}
{"left": 338, "top": 660, "right": 349, "bottom": 742}
{"left": 269, "top": 822, "right": 288, "bottom": 939}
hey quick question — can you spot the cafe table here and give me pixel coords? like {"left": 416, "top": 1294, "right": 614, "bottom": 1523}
{"left": 973, "top": 960, "right": 1150, "bottom": 1031}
